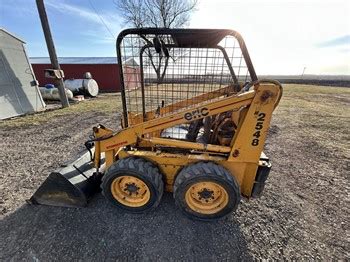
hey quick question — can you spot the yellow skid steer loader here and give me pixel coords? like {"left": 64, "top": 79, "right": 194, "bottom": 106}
{"left": 30, "top": 28, "right": 282, "bottom": 220}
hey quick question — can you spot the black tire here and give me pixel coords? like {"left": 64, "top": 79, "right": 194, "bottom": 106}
{"left": 101, "top": 157, "right": 164, "bottom": 213}
{"left": 173, "top": 162, "right": 240, "bottom": 221}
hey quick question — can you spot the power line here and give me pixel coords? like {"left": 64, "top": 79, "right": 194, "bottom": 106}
{"left": 88, "top": 0, "right": 115, "bottom": 38}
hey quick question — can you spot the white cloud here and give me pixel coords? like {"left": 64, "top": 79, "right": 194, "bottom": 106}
{"left": 79, "top": 30, "right": 116, "bottom": 44}
{"left": 190, "top": 0, "right": 350, "bottom": 74}
{"left": 45, "top": 0, "right": 121, "bottom": 40}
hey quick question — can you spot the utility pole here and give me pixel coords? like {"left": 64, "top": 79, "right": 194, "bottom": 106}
{"left": 36, "top": 0, "right": 69, "bottom": 107}
{"left": 301, "top": 66, "right": 307, "bottom": 78}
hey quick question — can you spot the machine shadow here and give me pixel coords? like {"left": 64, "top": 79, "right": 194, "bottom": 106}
{"left": 0, "top": 193, "right": 252, "bottom": 261}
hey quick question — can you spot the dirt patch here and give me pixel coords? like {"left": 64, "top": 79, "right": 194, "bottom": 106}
{"left": 0, "top": 86, "right": 349, "bottom": 260}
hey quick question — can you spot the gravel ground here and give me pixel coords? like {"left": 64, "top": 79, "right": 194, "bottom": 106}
{"left": 0, "top": 85, "right": 349, "bottom": 260}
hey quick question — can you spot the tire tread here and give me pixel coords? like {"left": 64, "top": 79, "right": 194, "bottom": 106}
{"left": 101, "top": 157, "right": 164, "bottom": 212}
{"left": 173, "top": 161, "right": 240, "bottom": 220}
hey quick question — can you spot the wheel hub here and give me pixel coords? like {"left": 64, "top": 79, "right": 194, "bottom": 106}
{"left": 124, "top": 183, "right": 139, "bottom": 194}
{"left": 198, "top": 188, "right": 214, "bottom": 200}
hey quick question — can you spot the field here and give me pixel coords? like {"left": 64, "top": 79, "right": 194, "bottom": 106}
{"left": 0, "top": 84, "right": 349, "bottom": 260}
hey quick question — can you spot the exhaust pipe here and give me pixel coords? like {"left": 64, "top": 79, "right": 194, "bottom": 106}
{"left": 28, "top": 149, "right": 104, "bottom": 207}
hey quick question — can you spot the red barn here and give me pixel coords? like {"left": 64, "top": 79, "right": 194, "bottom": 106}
{"left": 30, "top": 57, "right": 140, "bottom": 92}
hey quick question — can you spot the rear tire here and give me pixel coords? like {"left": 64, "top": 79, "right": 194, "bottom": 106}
{"left": 101, "top": 157, "right": 164, "bottom": 213}
{"left": 173, "top": 162, "right": 240, "bottom": 220}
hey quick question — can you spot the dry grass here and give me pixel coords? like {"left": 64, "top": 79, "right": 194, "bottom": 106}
{"left": 276, "top": 84, "right": 350, "bottom": 157}
{"left": 2, "top": 84, "right": 348, "bottom": 129}
{"left": 0, "top": 93, "right": 122, "bottom": 127}
{"left": 125, "top": 83, "right": 225, "bottom": 113}
{"left": 0, "top": 84, "right": 350, "bottom": 140}
{"left": 2, "top": 84, "right": 349, "bottom": 135}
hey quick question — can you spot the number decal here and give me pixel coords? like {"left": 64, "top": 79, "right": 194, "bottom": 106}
{"left": 257, "top": 113, "right": 266, "bottom": 121}
{"left": 251, "top": 112, "right": 266, "bottom": 146}
{"left": 253, "top": 131, "right": 261, "bottom": 138}
{"left": 255, "top": 122, "right": 263, "bottom": 130}
{"left": 252, "top": 139, "right": 259, "bottom": 146}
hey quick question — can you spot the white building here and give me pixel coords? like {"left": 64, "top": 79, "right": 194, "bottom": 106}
{"left": 0, "top": 28, "right": 45, "bottom": 120}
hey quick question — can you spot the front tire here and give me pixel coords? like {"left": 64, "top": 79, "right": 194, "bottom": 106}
{"left": 101, "top": 157, "right": 164, "bottom": 213}
{"left": 173, "top": 162, "right": 240, "bottom": 220}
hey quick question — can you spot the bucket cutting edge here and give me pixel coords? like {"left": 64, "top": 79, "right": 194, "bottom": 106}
{"left": 28, "top": 149, "right": 104, "bottom": 208}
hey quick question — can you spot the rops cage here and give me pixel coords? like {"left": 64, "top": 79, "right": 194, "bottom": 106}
{"left": 117, "top": 28, "right": 258, "bottom": 143}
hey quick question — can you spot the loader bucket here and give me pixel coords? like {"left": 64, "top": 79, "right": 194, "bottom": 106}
{"left": 28, "top": 150, "right": 103, "bottom": 208}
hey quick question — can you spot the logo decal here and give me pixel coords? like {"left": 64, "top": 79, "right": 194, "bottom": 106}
{"left": 184, "top": 107, "right": 209, "bottom": 121}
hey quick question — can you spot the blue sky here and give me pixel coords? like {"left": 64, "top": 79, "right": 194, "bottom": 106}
{"left": 0, "top": 0, "right": 122, "bottom": 57}
{"left": 0, "top": 0, "right": 349, "bottom": 74}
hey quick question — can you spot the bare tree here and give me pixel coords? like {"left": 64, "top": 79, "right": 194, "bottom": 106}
{"left": 116, "top": 0, "right": 198, "bottom": 82}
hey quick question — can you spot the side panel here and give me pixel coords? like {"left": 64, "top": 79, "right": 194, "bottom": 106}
{"left": 118, "top": 150, "right": 228, "bottom": 192}
{"left": 117, "top": 150, "right": 267, "bottom": 197}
